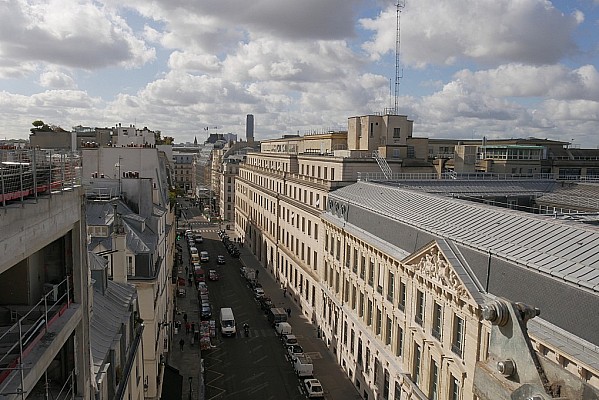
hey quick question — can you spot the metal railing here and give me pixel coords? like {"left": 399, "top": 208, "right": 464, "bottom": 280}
{"left": 358, "top": 171, "right": 558, "bottom": 181}
{"left": 1, "top": 149, "right": 81, "bottom": 208}
{"left": 0, "top": 277, "right": 73, "bottom": 394}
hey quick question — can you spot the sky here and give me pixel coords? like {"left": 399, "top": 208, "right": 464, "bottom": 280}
{"left": 1, "top": 0, "right": 599, "bottom": 146}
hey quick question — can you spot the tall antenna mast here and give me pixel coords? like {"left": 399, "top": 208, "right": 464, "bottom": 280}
{"left": 394, "top": 1, "right": 405, "bottom": 115}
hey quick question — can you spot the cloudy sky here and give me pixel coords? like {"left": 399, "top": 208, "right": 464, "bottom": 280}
{"left": 1, "top": 0, "right": 599, "bottom": 146}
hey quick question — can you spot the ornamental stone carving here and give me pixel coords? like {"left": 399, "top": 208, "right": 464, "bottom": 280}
{"left": 414, "top": 247, "right": 467, "bottom": 298}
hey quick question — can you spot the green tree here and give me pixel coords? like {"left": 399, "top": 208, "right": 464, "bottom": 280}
{"left": 30, "top": 120, "right": 52, "bottom": 133}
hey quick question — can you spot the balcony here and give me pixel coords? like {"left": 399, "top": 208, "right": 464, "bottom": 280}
{"left": 0, "top": 278, "right": 80, "bottom": 397}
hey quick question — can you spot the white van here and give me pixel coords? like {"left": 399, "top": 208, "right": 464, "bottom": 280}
{"left": 190, "top": 247, "right": 198, "bottom": 255}
{"left": 220, "top": 307, "right": 236, "bottom": 336}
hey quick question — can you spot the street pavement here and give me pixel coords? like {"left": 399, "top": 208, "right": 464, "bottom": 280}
{"left": 168, "top": 207, "right": 360, "bottom": 399}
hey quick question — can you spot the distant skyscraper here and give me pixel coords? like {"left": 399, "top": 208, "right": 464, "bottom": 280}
{"left": 246, "top": 114, "right": 254, "bottom": 143}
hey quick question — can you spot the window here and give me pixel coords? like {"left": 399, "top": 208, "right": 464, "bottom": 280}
{"left": 429, "top": 360, "right": 439, "bottom": 400}
{"left": 359, "top": 292, "right": 364, "bottom": 317}
{"left": 353, "top": 248, "right": 358, "bottom": 273}
{"left": 432, "top": 302, "right": 442, "bottom": 341}
{"left": 394, "top": 381, "right": 402, "bottom": 400}
{"left": 413, "top": 343, "right": 421, "bottom": 385}
{"left": 385, "top": 316, "right": 392, "bottom": 345}
{"left": 360, "top": 256, "right": 366, "bottom": 280}
{"left": 376, "top": 308, "right": 382, "bottom": 335}
{"left": 396, "top": 326, "right": 403, "bottom": 357}
{"left": 387, "top": 272, "right": 394, "bottom": 302}
{"left": 452, "top": 315, "right": 464, "bottom": 357}
{"left": 398, "top": 281, "right": 406, "bottom": 311}
{"left": 367, "top": 300, "right": 373, "bottom": 326}
{"left": 368, "top": 258, "right": 375, "bottom": 286}
{"left": 393, "top": 127, "right": 401, "bottom": 138}
{"left": 127, "top": 256, "right": 133, "bottom": 275}
{"left": 450, "top": 375, "right": 460, "bottom": 400}
{"left": 415, "top": 290, "right": 425, "bottom": 326}
{"left": 357, "top": 338, "right": 363, "bottom": 365}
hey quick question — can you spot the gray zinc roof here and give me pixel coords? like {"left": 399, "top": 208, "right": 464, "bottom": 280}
{"left": 90, "top": 280, "right": 136, "bottom": 375}
{"left": 331, "top": 181, "right": 599, "bottom": 292}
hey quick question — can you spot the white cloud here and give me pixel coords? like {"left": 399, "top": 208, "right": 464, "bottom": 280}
{"left": 361, "top": 0, "right": 581, "bottom": 67}
{"left": 39, "top": 69, "right": 77, "bottom": 89}
{"left": 0, "top": 0, "right": 155, "bottom": 71}
{"left": 454, "top": 64, "right": 599, "bottom": 100}
{"left": 167, "top": 51, "right": 222, "bottom": 73}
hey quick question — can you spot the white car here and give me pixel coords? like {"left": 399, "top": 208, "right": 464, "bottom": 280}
{"left": 303, "top": 378, "right": 324, "bottom": 398}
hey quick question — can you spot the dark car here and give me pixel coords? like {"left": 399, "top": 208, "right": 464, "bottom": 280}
{"left": 200, "top": 305, "right": 212, "bottom": 320}
{"left": 217, "top": 255, "right": 225, "bottom": 265}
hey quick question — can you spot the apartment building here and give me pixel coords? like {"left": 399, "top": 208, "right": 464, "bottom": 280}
{"left": 233, "top": 113, "right": 599, "bottom": 399}
{"left": 235, "top": 114, "right": 432, "bottom": 331}
{"left": 0, "top": 149, "right": 92, "bottom": 399}
{"left": 89, "top": 253, "right": 144, "bottom": 400}
{"left": 321, "top": 180, "right": 599, "bottom": 399}
{"left": 82, "top": 146, "right": 176, "bottom": 399}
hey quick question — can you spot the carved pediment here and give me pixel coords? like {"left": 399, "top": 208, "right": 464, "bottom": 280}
{"left": 410, "top": 246, "right": 468, "bottom": 300}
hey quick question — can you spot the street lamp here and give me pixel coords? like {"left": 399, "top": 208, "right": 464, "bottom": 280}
{"left": 188, "top": 376, "right": 193, "bottom": 400}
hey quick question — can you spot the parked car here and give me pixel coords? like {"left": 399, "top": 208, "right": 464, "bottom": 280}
{"left": 259, "top": 296, "right": 273, "bottom": 312}
{"left": 217, "top": 255, "right": 225, "bottom": 265}
{"left": 200, "top": 305, "right": 212, "bottom": 320}
{"left": 194, "top": 234, "right": 203, "bottom": 244}
{"left": 287, "top": 344, "right": 304, "bottom": 360}
{"left": 294, "top": 354, "right": 313, "bottom": 378}
{"left": 303, "top": 378, "right": 324, "bottom": 398}
{"left": 282, "top": 334, "right": 298, "bottom": 347}
{"left": 254, "top": 287, "right": 265, "bottom": 298}
{"left": 275, "top": 322, "right": 292, "bottom": 336}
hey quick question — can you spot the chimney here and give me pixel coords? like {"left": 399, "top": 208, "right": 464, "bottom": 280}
{"left": 111, "top": 202, "right": 128, "bottom": 284}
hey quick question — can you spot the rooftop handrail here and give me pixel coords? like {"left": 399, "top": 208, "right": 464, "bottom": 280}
{"left": 0, "top": 277, "right": 72, "bottom": 391}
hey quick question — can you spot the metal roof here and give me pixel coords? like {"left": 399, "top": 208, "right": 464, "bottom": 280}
{"left": 331, "top": 181, "right": 599, "bottom": 292}
{"left": 90, "top": 280, "right": 136, "bottom": 374}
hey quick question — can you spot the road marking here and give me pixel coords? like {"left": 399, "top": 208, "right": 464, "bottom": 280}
{"left": 253, "top": 354, "right": 269, "bottom": 364}
{"left": 304, "top": 351, "right": 323, "bottom": 359}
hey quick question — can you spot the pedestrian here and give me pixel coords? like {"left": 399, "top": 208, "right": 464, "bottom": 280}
{"left": 185, "top": 322, "right": 190, "bottom": 334}
{"left": 188, "top": 277, "right": 192, "bottom": 287}
{"left": 190, "top": 335, "right": 195, "bottom": 346}
{"left": 191, "top": 322, "right": 195, "bottom": 333}
{"left": 286, "top": 308, "right": 291, "bottom": 317}
{"left": 256, "top": 269, "right": 260, "bottom": 278}
{"left": 283, "top": 288, "right": 287, "bottom": 298}
{"left": 183, "top": 313, "right": 188, "bottom": 323}
{"left": 179, "top": 338, "right": 184, "bottom": 351}
{"left": 185, "top": 266, "right": 188, "bottom": 275}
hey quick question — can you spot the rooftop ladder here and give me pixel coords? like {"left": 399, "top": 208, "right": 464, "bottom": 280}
{"left": 372, "top": 151, "right": 392, "bottom": 179}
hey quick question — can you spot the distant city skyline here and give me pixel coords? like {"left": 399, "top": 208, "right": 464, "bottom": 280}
{"left": 1, "top": 0, "right": 598, "bottom": 146}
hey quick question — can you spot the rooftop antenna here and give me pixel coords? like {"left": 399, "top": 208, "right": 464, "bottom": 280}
{"left": 394, "top": 1, "right": 406, "bottom": 115}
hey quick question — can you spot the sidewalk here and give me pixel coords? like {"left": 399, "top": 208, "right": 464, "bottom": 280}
{"left": 230, "top": 229, "right": 361, "bottom": 399}
{"left": 168, "top": 242, "right": 204, "bottom": 400}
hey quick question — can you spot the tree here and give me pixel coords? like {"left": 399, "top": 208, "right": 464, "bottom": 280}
{"left": 30, "top": 120, "right": 52, "bottom": 133}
